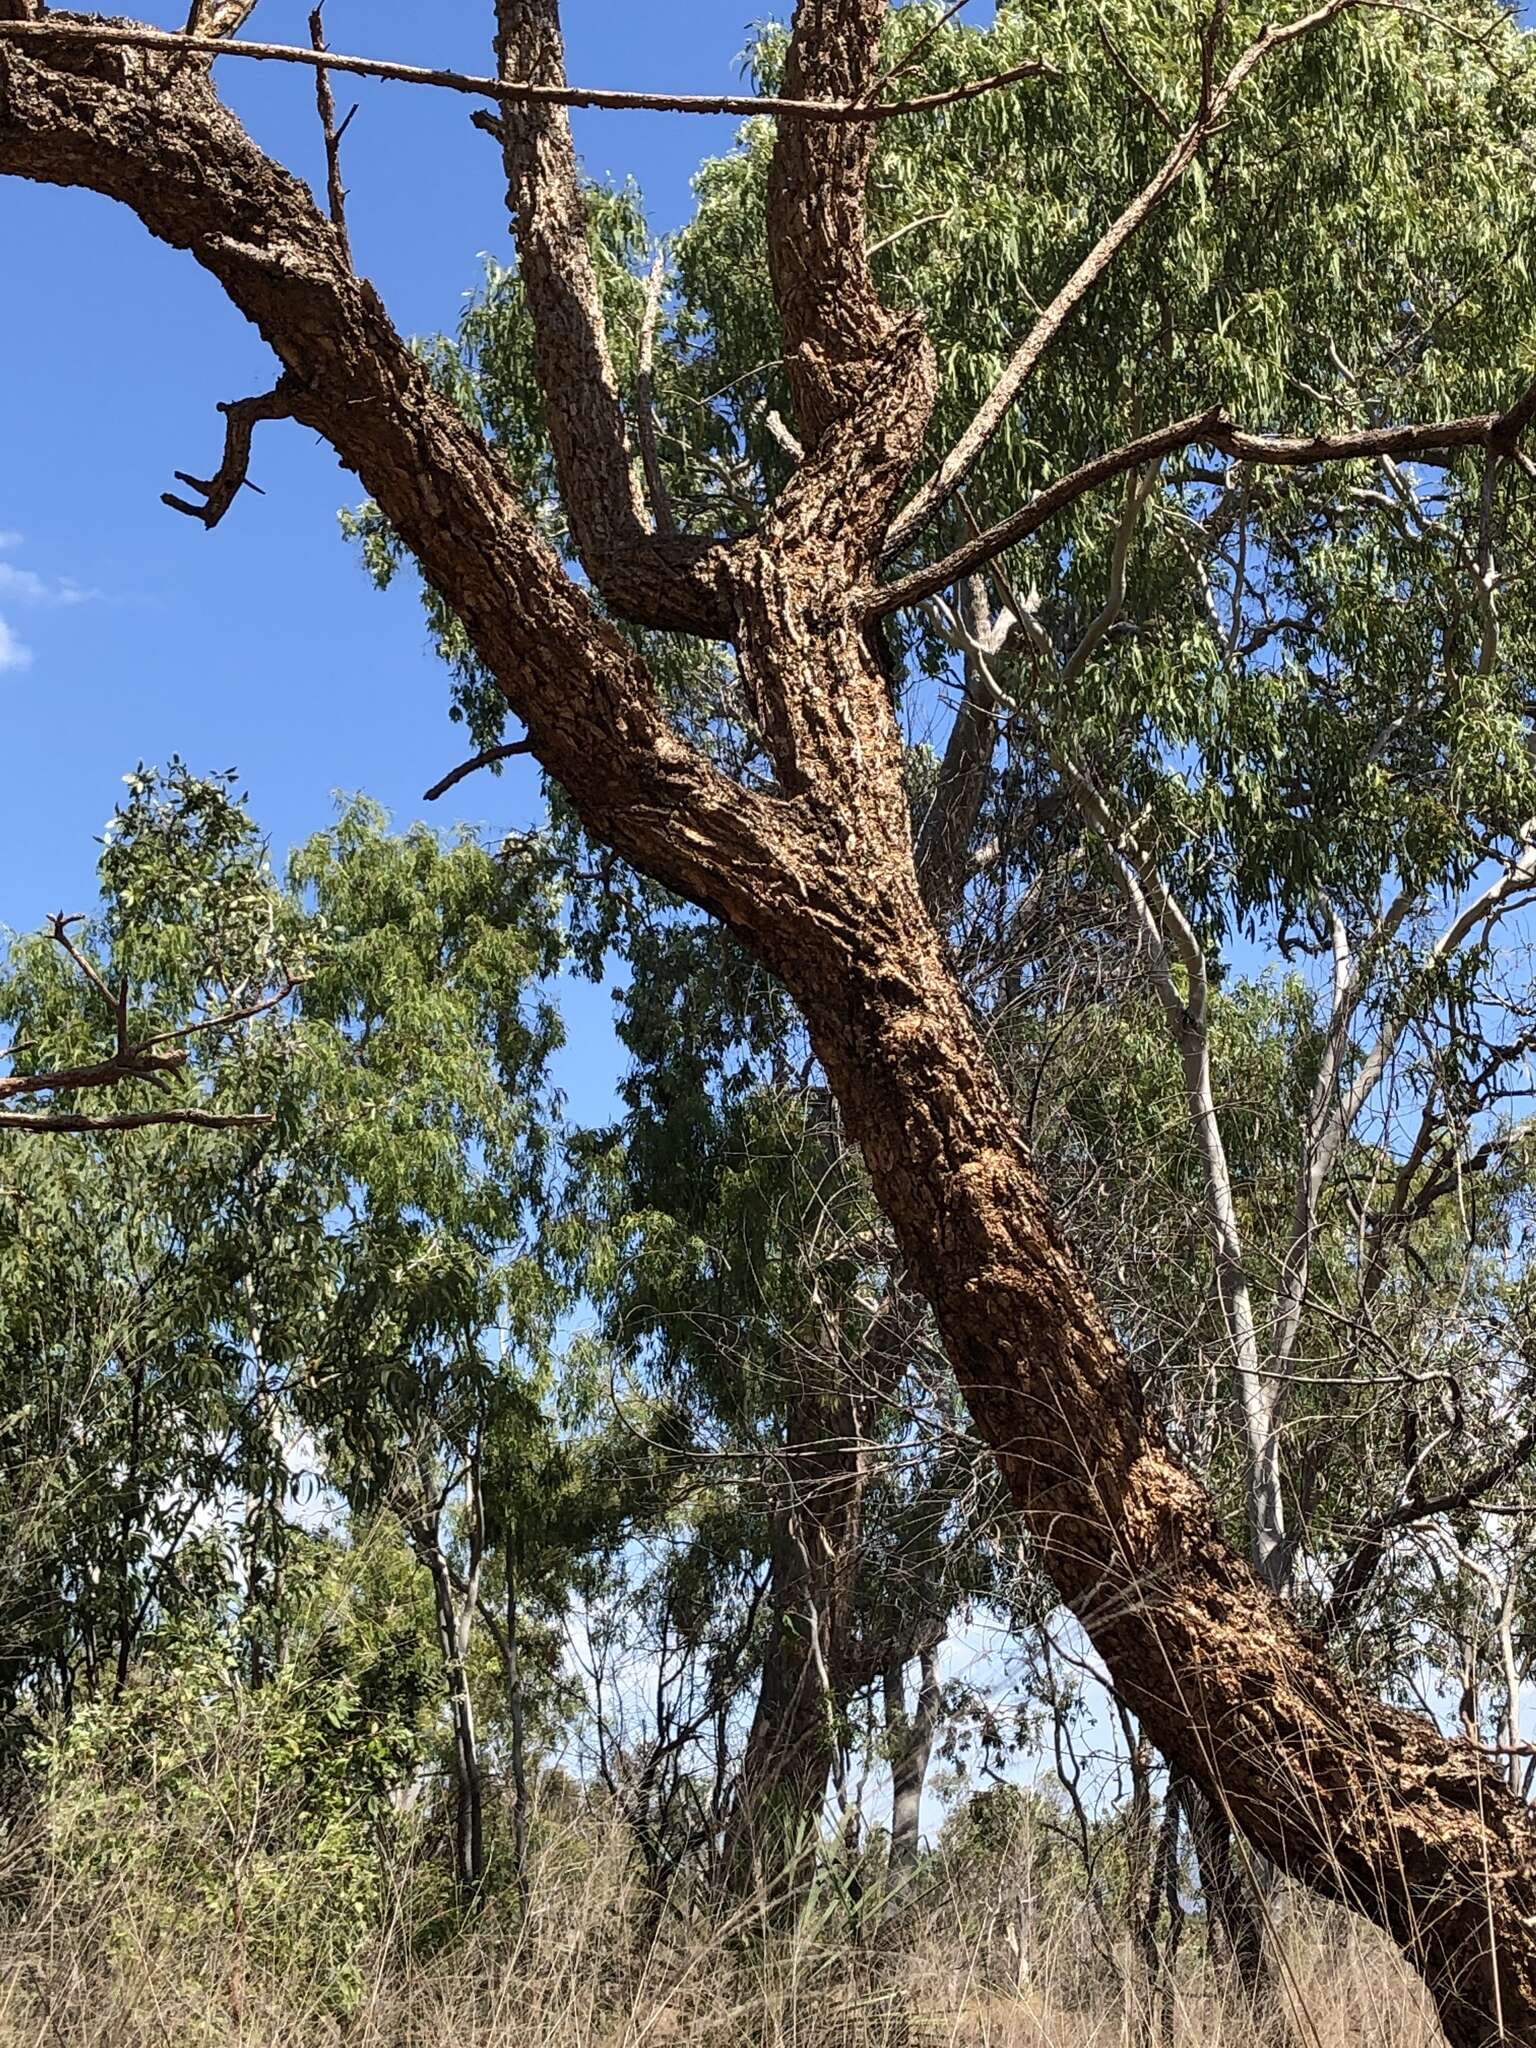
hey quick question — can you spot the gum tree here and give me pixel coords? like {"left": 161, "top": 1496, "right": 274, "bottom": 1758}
{"left": 3, "top": 4, "right": 1536, "bottom": 2038}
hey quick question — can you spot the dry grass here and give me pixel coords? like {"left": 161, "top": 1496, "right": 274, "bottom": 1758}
{"left": 0, "top": 1799, "right": 1445, "bottom": 2048}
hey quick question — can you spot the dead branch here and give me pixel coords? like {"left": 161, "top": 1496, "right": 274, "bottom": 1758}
{"left": 861, "top": 0, "right": 972, "bottom": 102}
{"left": 423, "top": 739, "right": 535, "bottom": 803}
{"left": 162, "top": 380, "right": 296, "bottom": 528}
{"left": 308, "top": 5, "right": 354, "bottom": 267}
{"left": 0, "top": 17, "right": 1056, "bottom": 122}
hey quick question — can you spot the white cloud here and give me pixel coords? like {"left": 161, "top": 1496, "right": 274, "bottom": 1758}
{"left": 0, "top": 541, "right": 100, "bottom": 671}
{"left": 0, "top": 617, "right": 33, "bottom": 673}
{"left": 0, "top": 561, "right": 97, "bottom": 607}
{"left": 0, "top": 563, "right": 51, "bottom": 605}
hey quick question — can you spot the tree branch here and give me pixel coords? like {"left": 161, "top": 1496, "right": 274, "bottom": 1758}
{"left": 488, "top": 0, "right": 729, "bottom": 632}
{"left": 885, "top": 0, "right": 1363, "bottom": 551}
{"left": 0, "top": 1105, "right": 271, "bottom": 1132}
{"left": 492, "top": 2, "right": 648, "bottom": 586}
{"left": 635, "top": 246, "right": 675, "bottom": 537}
{"left": 307, "top": 4, "right": 353, "bottom": 270}
{"left": 0, "top": 15, "right": 1054, "bottom": 122}
{"left": 869, "top": 400, "right": 1536, "bottom": 616}
{"left": 1322, "top": 1425, "right": 1536, "bottom": 1636}
{"left": 185, "top": 0, "right": 257, "bottom": 36}
{"left": 422, "top": 738, "right": 534, "bottom": 803}
{"left": 161, "top": 379, "right": 295, "bottom": 528}
{"left": 0, "top": 19, "right": 814, "bottom": 942}
{"left": 0, "top": 917, "right": 296, "bottom": 1135}
{"left": 765, "top": 0, "right": 899, "bottom": 451}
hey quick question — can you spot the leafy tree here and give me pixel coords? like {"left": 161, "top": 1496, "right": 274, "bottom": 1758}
{"left": 0, "top": 768, "right": 610, "bottom": 1902}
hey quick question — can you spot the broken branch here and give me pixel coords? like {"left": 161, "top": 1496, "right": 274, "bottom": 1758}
{"left": 423, "top": 740, "right": 535, "bottom": 804}
{"left": 162, "top": 380, "right": 296, "bottom": 528}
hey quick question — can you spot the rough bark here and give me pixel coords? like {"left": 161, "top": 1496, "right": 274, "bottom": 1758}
{"left": 4, "top": 15, "right": 1536, "bottom": 2045}
{"left": 489, "top": 0, "right": 728, "bottom": 632}
{"left": 185, "top": 2, "right": 259, "bottom": 36}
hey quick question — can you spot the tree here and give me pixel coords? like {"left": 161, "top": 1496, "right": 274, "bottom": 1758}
{"left": 409, "top": 22, "right": 1536, "bottom": 1946}
{"left": 4, "top": 6, "right": 1536, "bottom": 2040}
{"left": 0, "top": 767, "right": 602, "bottom": 1903}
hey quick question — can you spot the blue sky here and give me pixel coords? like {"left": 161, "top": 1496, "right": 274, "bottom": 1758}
{"left": 0, "top": 2, "right": 764, "bottom": 1123}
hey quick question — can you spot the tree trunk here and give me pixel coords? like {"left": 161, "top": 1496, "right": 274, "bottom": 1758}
{"left": 729, "top": 546, "right": 1536, "bottom": 2042}
{"left": 422, "top": 1541, "right": 485, "bottom": 1897}
{"left": 1183, "top": 1782, "right": 1275, "bottom": 2024}
{"left": 882, "top": 1643, "right": 939, "bottom": 1900}
{"left": 724, "top": 1389, "right": 864, "bottom": 1904}
{"left": 506, "top": 1560, "right": 530, "bottom": 1909}
{"left": 1135, "top": 1774, "right": 1184, "bottom": 2048}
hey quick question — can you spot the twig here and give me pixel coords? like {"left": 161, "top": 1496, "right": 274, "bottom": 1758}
{"left": 0, "top": 19, "right": 1059, "bottom": 123}
{"left": 1322, "top": 1423, "right": 1536, "bottom": 1634}
{"left": 162, "top": 380, "right": 296, "bottom": 528}
{"left": 308, "top": 5, "right": 354, "bottom": 268}
{"left": 423, "top": 739, "right": 534, "bottom": 803}
{"left": 141, "top": 976, "right": 303, "bottom": 1052}
{"left": 867, "top": 207, "right": 954, "bottom": 259}
{"left": 1092, "top": 7, "right": 1179, "bottom": 136}
{"left": 861, "top": 0, "right": 975, "bottom": 104}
